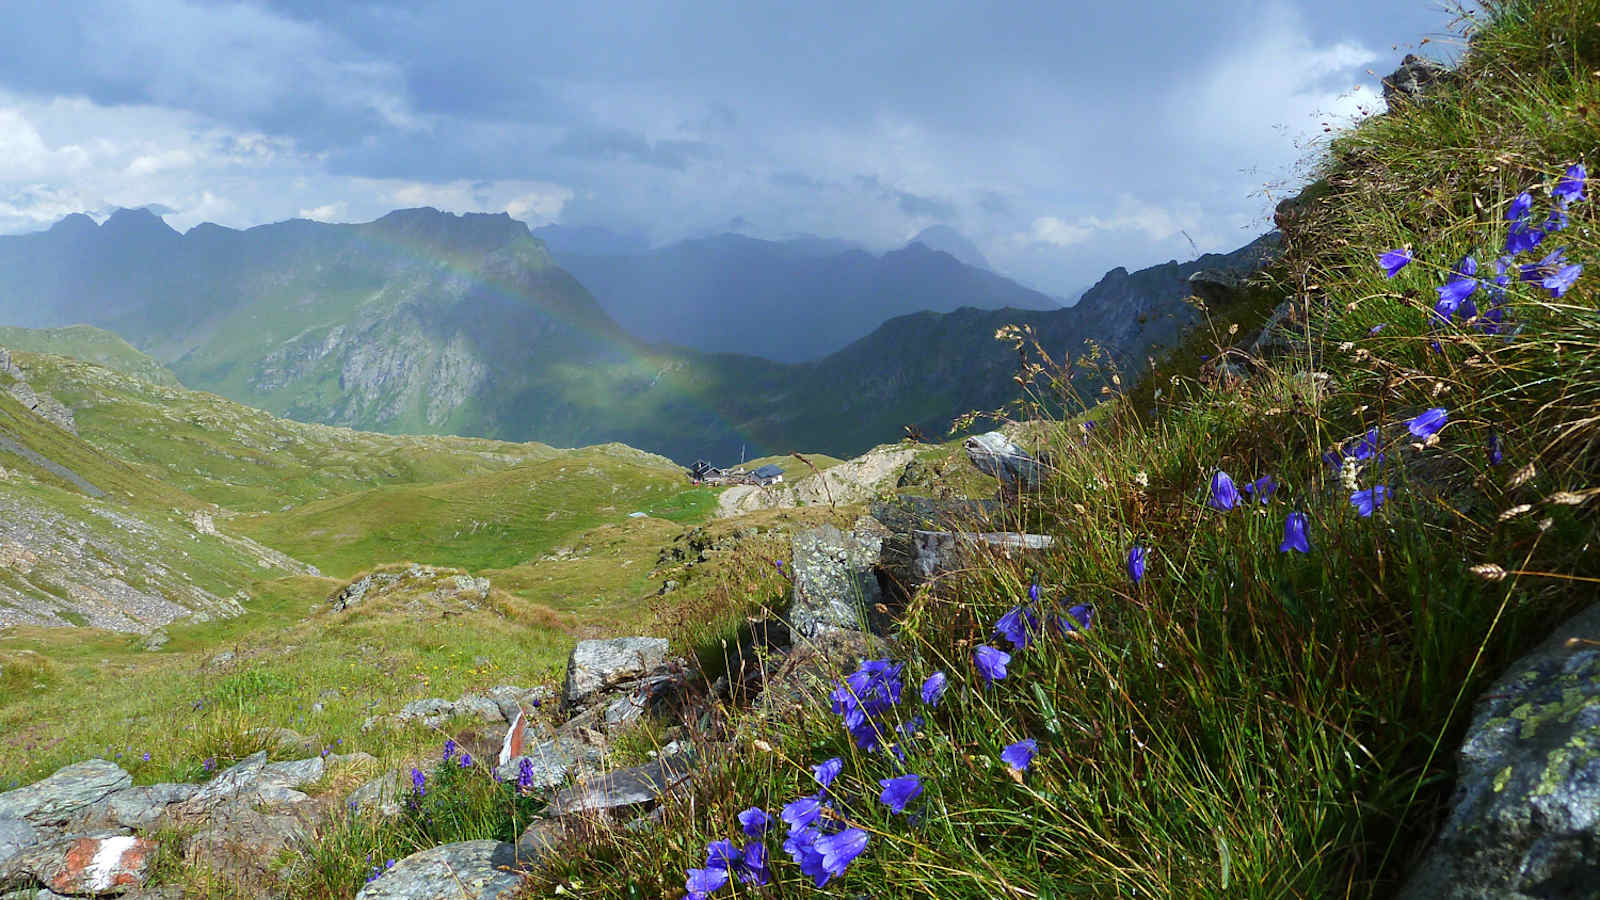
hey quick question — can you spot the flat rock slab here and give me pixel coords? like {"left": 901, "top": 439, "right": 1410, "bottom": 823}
{"left": 15, "top": 833, "right": 154, "bottom": 896}
{"left": 69, "top": 783, "right": 199, "bottom": 832}
{"left": 562, "top": 637, "right": 669, "bottom": 709}
{"left": 543, "top": 757, "right": 692, "bottom": 819}
{"left": 789, "top": 521, "right": 890, "bottom": 638}
{"left": 494, "top": 736, "right": 600, "bottom": 792}
{"left": 354, "top": 840, "right": 525, "bottom": 900}
{"left": 1398, "top": 603, "right": 1600, "bottom": 900}
{"left": 0, "top": 817, "right": 39, "bottom": 875}
{"left": 0, "top": 761, "right": 131, "bottom": 826}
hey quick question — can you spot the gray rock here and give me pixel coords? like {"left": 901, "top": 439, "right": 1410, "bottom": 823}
{"left": 1187, "top": 268, "right": 1244, "bottom": 306}
{"left": 347, "top": 771, "right": 403, "bottom": 819}
{"left": 69, "top": 783, "right": 199, "bottom": 831}
{"left": 880, "top": 529, "right": 1054, "bottom": 599}
{"left": 788, "top": 522, "right": 888, "bottom": 638}
{"left": 513, "top": 819, "right": 566, "bottom": 867}
{"left": 869, "top": 498, "right": 1003, "bottom": 534}
{"left": 494, "top": 733, "right": 606, "bottom": 791}
{"left": 172, "top": 751, "right": 268, "bottom": 818}
{"left": 1249, "top": 299, "right": 1302, "bottom": 359}
{"left": 259, "top": 756, "right": 325, "bottom": 790}
{"left": 602, "top": 693, "right": 646, "bottom": 730}
{"left": 354, "top": 840, "right": 525, "bottom": 900}
{"left": 562, "top": 637, "right": 669, "bottom": 709}
{"left": 0, "top": 818, "right": 39, "bottom": 876}
{"left": 963, "top": 431, "right": 1044, "bottom": 491}
{"left": 0, "top": 760, "right": 131, "bottom": 826}
{"left": 1397, "top": 603, "right": 1600, "bottom": 900}
{"left": 543, "top": 757, "right": 692, "bottom": 819}
{"left": 1382, "top": 54, "right": 1450, "bottom": 106}
{"left": 760, "top": 629, "right": 893, "bottom": 715}
{"left": 184, "top": 803, "right": 309, "bottom": 884}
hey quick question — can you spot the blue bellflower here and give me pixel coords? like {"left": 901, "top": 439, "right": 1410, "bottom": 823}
{"left": 878, "top": 774, "right": 923, "bottom": 813}
{"left": 1407, "top": 407, "right": 1448, "bottom": 439}
{"left": 920, "top": 671, "right": 947, "bottom": 706}
{"left": 1507, "top": 191, "right": 1533, "bottom": 221}
{"left": 974, "top": 645, "right": 1011, "bottom": 685}
{"left": 1487, "top": 431, "right": 1504, "bottom": 466}
{"left": 1241, "top": 475, "right": 1277, "bottom": 502}
{"left": 737, "top": 806, "right": 772, "bottom": 837}
{"left": 815, "top": 829, "right": 870, "bottom": 883}
{"left": 1127, "top": 544, "right": 1147, "bottom": 584}
{"left": 1351, "top": 486, "right": 1390, "bottom": 518}
{"left": 1001, "top": 739, "right": 1038, "bottom": 772}
{"left": 995, "top": 604, "right": 1040, "bottom": 650}
{"left": 1279, "top": 512, "right": 1311, "bottom": 554}
{"left": 1379, "top": 248, "right": 1413, "bottom": 278}
{"left": 1057, "top": 604, "right": 1094, "bottom": 634}
{"left": 1209, "top": 471, "right": 1240, "bottom": 510}
{"left": 814, "top": 758, "right": 842, "bottom": 791}
{"left": 1543, "top": 263, "right": 1583, "bottom": 297}
{"left": 1553, "top": 163, "right": 1587, "bottom": 207}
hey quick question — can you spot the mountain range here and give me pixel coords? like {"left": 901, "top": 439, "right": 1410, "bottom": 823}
{"left": 0, "top": 207, "right": 1276, "bottom": 462}
{"left": 534, "top": 227, "right": 1058, "bottom": 362}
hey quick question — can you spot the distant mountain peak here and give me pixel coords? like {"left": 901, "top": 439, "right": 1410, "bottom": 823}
{"left": 102, "top": 206, "right": 179, "bottom": 237}
{"left": 906, "top": 225, "right": 991, "bottom": 271}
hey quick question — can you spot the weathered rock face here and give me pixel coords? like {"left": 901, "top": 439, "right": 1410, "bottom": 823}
{"left": 788, "top": 519, "right": 891, "bottom": 638}
{"left": 0, "top": 761, "right": 131, "bottom": 827}
{"left": 963, "top": 432, "right": 1043, "bottom": 492}
{"left": 354, "top": 840, "right": 526, "bottom": 900}
{"left": 0, "top": 818, "right": 38, "bottom": 875}
{"left": 1398, "top": 603, "right": 1600, "bottom": 900}
{"left": 562, "top": 637, "right": 670, "bottom": 710}
{"left": 715, "top": 446, "right": 918, "bottom": 517}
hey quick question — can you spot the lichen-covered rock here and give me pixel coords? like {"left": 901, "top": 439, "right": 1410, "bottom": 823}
{"left": 1397, "top": 603, "right": 1600, "bottom": 900}
{"left": 963, "top": 432, "right": 1043, "bottom": 492}
{"left": 493, "top": 736, "right": 601, "bottom": 792}
{"left": 354, "top": 840, "right": 525, "bottom": 900}
{"left": 66, "top": 783, "right": 198, "bottom": 831}
{"left": 347, "top": 770, "right": 403, "bottom": 819}
{"left": 0, "top": 761, "right": 131, "bottom": 826}
{"left": 788, "top": 520, "right": 890, "bottom": 638}
{"left": 562, "top": 637, "right": 669, "bottom": 709}
{"left": 0, "top": 817, "right": 39, "bottom": 878}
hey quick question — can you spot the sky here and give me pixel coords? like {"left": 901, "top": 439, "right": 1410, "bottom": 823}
{"left": 0, "top": 0, "right": 1468, "bottom": 299}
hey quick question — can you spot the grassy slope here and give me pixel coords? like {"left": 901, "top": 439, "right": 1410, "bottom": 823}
{"left": 0, "top": 324, "right": 181, "bottom": 387}
{"left": 514, "top": 3, "right": 1600, "bottom": 898}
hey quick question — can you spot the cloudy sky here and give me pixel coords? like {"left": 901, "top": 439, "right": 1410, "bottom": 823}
{"left": 0, "top": 0, "right": 1465, "bottom": 298}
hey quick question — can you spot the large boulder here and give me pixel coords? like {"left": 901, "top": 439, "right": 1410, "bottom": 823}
{"left": 1397, "top": 603, "right": 1600, "bottom": 899}
{"left": 0, "top": 761, "right": 131, "bottom": 827}
{"left": 0, "top": 818, "right": 39, "bottom": 881}
{"left": 562, "top": 637, "right": 670, "bottom": 710}
{"left": 788, "top": 519, "right": 891, "bottom": 638}
{"left": 66, "top": 783, "right": 199, "bottom": 832}
{"left": 963, "top": 432, "right": 1044, "bottom": 492}
{"left": 354, "top": 841, "right": 525, "bottom": 900}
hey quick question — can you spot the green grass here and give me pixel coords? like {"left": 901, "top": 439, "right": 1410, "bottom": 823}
{"left": 0, "top": 324, "right": 182, "bottom": 386}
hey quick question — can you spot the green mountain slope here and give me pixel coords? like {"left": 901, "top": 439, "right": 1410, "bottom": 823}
{"left": 0, "top": 325, "right": 180, "bottom": 386}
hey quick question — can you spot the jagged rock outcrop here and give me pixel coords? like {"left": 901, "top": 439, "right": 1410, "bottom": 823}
{"left": 562, "top": 637, "right": 671, "bottom": 711}
{"left": 1382, "top": 54, "right": 1451, "bottom": 106}
{"left": 1398, "top": 603, "right": 1600, "bottom": 899}
{"left": 788, "top": 518, "right": 893, "bottom": 637}
{"left": 0, "top": 349, "right": 76, "bottom": 435}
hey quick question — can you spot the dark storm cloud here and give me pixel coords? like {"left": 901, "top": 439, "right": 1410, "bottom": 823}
{"left": 0, "top": 0, "right": 1462, "bottom": 293}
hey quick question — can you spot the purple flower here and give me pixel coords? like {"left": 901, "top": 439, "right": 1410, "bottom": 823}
{"left": 995, "top": 604, "right": 1040, "bottom": 650}
{"left": 781, "top": 794, "right": 823, "bottom": 830}
{"left": 1057, "top": 604, "right": 1095, "bottom": 634}
{"left": 1506, "top": 221, "right": 1546, "bottom": 256}
{"left": 1350, "top": 486, "right": 1390, "bottom": 518}
{"left": 1209, "top": 470, "right": 1240, "bottom": 511}
{"left": 813, "top": 757, "right": 842, "bottom": 790}
{"left": 141, "top": 752, "right": 151, "bottom": 762}
{"left": 1436, "top": 273, "right": 1478, "bottom": 315}
{"left": 685, "top": 866, "right": 730, "bottom": 896}
{"left": 740, "top": 843, "right": 771, "bottom": 886}
{"left": 1028, "top": 582, "right": 1040, "bottom": 604}
{"left": 920, "top": 671, "right": 948, "bottom": 706}
{"left": 815, "top": 828, "right": 870, "bottom": 883}
{"left": 737, "top": 806, "right": 772, "bottom": 837}
{"left": 443, "top": 739, "right": 456, "bottom": 761}
{"left": 1543, "top": 263, "right": 1583, "bottom": 297}
{"left": 783, "top": 826, "right": 828, "bottom": 886}
{"left": 1279, "top": 512, "right": 1311, "bottom": 554}
{"left": 1001, "top": 738, "right": 1038, "bottom": 772}
{"left": 1488, "top": 431, "right": 1504, "bottom": 466}
{"left": 973, "top": 645, "right": 1011, "bottom": 686}
{"left": 458, "top": 752, "right": 472, "bottom": 768}
{"left": 1506, "top": 191, "right": 1533, "bottom": 222}
{"left": 1369, "top": 323, "right": 1387, "bottom": 335}
{"left": 1553, "top": 163, "right": 1586, "bottom": 207}
{"left": 1241, "top": 475, "right": 1277, "bottom": 502}
{"left": 1407, "top": 407, "right": 1448, "bottom": 439}
{"left": 1127, "top": 544, "right": 1147, "bottom": 584}
{"left": 1344, "top": 427, "right": 1382, "bottom": 461}
{"left": 1379, "top": 248, "right": 1413, "bottom": 278}
{"left": 516, "top": 757, "right": 534, "bottom": 791}
{"left": 1520, "top": 248, "right": 1568, "bottom": 282}
{"left": 705, "top": 839, "right": 740, "bottom": 872}
{"left": 410, "top": 768, "right": 426, "bottom": 796}
{"left": 1545, "top": 208, "right": 1569, "bottom": 233}
{"left": 878, "top": 774, "right": 923, "bottom": 813}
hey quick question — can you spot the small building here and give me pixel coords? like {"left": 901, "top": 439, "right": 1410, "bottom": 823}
{"left": 751, "top": 463, "right": 784, "bottom": 486}
{"left": 687, "top": 459, "right": 729, "bottom": 484}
